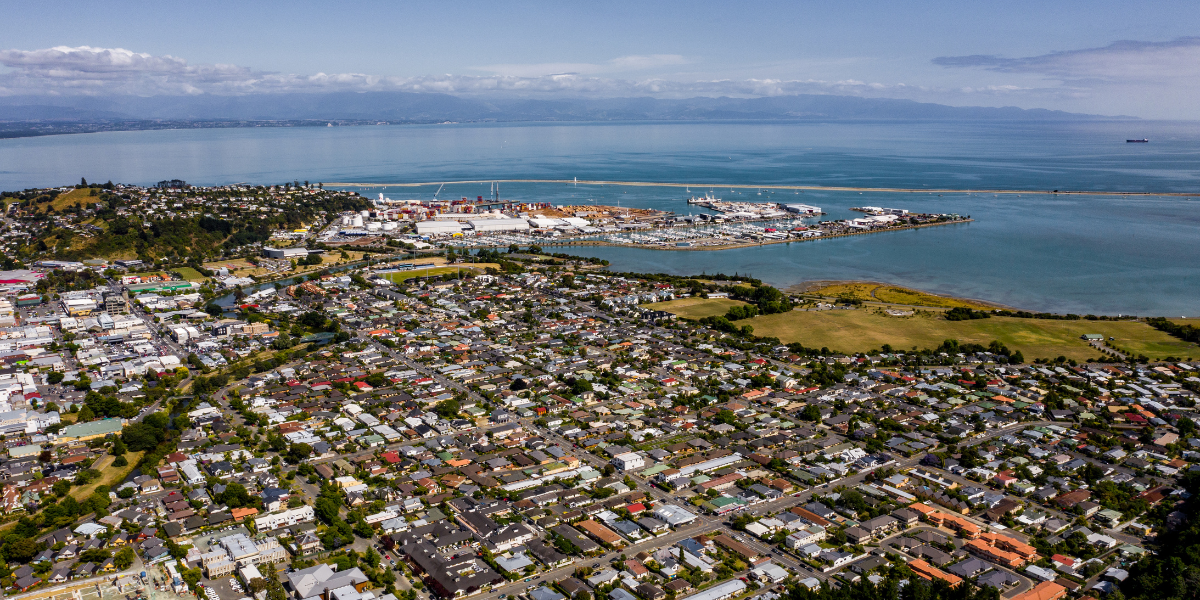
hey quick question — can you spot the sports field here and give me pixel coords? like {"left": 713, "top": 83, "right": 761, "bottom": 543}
{"left": 175, "top": 266, "right": 207, "bottom": 281}
{"left": 382, "top": 266, "right": 470, "bottom": 283}
{"left": 642, "top": 297, "right": 749, "bottom": 319}
{"left": 737, "top": 308, "right": 1197, "bottom": 361}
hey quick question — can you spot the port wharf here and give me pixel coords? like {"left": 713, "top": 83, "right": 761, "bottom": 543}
{"left": 469, "top": 216, "right": 973, "bottom": 252}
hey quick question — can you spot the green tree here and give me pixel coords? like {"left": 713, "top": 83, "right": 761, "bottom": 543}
{"left": 114, "top": 546, "right": 135, "bottom": 569}
{"left": 215, "top": 483, "right": 261, "bottom": 509}
{"left": 121, "top": 422, "right": 165, "bottom": 451}
{"left": 77, "top": 404, "right": 95, "bottom": 422}
{"left": 248, "top": 579, "right": 267, "bottom": 595}
{"left": 264, "top": 562, "right": 288, "bottom": 600}
{"left": 434, "top": 399, "right": 460, "bottom": 419}
{"left": 800, "top": 404, "right": 821, "bottom": 422}
{"left": 2, "top": 538, "right": 40, "bottom": 563}
{"left": 286, "top": 443, "right": 313, "bottom": 464}
{"left": 353, "top": 519, "right": 374, "bottom": 539}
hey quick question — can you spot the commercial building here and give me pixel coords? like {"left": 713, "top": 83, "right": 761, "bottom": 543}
{"left": 783, "top": 204, "right": 822, "bottom": 215}
{"left": 126, "top": 281, "right": 197, "bottom": 293}
{"left": 62, "top": 298, "right": 97, "bottom": 316}
{"left": 678, "top": 579, "right": 746, "bottom": 600}
{"left": 468, "top": 218, "right": 530, "bottom": 233}
{"left": 651, "top": 505, "right": 697, "bottom": 527}
{"left": 104, "top": 290, "right": 130, "bottom": 315}
{"left": 54, "top": 418, "right": 124, "bottom": 444}
{"left": 200, "top": 533, "right": 287, "bottom": 578}
{"left": 396, "top": 539, "right": 504, "bottom": 598}
{"left": 415, "top": 221, "right": 465, "bottom": 237}
{"left": 611, "top": 452, "right": 645, "bottom": 472}
{"left": 677, "top": 453, "right": 744, "bottom": 478}
{"left": 262, "top": 247, "right": 312, "bottom": 259}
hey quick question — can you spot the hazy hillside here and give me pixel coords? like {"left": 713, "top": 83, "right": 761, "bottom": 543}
{"left": 0, "top": 92, "right": 1122, "bottom": 123}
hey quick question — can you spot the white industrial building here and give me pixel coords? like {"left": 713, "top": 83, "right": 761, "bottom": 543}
{"left": 469, "top": 217, "right": 530, "bottom": 233}
{"left": 415, "top": 221, "right": 465, "bottom": 236}
{"left": 652, "top": 504, "right": 698, "bottom": 527}
{"left": 784, "top": 204, "right": 822, "bottom": 215}
{"left": 611, "top": 452, "right": 645, "bottom": 472}
{"left": 680, "top": 579, "right": 746, "bottom": 600}
{"left": 677, "top": 452, "right": 744, "bottom": 478}
{"left": 262, "top": 247, "right": 311, "bottom": 259}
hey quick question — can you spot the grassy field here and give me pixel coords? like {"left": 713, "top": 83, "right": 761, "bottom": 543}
{"left": 70, "top": 451, "right": 144, "bottom": 501}
{"left": 382, "top": 266, "right": 472, "bottom": 284}
{"left": 204, "top": 251, "right": 371, "bottom": 278}
{"left": 45, "top": 187, "right": 102, "bottom": 212}
{"left": 804, "top": 282, "right": 996, "bottom": 309}
{"left": 739, "top": 309, "right": 1198, "bottom": 361}
{"left": 175, "top": 266, "right": 207, "bottom": 281}
{"left": 642, "top": 297, "right": 749, "bottom": 319}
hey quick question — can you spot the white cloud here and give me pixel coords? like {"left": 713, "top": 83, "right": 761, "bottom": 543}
{"left": 473, "top": 54, "right": 687, "bottom": 77}
{"left": 0, "top": 45, "right": 921, "bottom": 99}
{"left": 935, "top": 37, "right": 1200, "bottom": 83}
{"left": 930, "top": 37, "right": 1200, "bottom": 116}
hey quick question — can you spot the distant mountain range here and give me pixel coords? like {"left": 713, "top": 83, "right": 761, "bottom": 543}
{"left": 0, "top": 92, "right": 1129, "bottom": 128}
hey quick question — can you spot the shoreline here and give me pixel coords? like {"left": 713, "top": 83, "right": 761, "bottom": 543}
{"left": 326, "top": 179, "right": 1200, "bottom": 197}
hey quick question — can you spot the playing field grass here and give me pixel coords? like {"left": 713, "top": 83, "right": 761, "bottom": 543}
{"left": 382, "top": 266, "right": 471, "bottom": 283}
{"left": 805, "top": 282, "right": 995, "bottom": 309}
{"left": 175, "top": 266, "right": 207, "bottom": 281}
{"left": 642, "top": 297, "right": 750, "bottom": 319}
{"left": 739, "top": 309, "right": 1198, "bottom": 361}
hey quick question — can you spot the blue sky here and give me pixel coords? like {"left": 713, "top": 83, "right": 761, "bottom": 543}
{"left": 2, "top": 0, "right": 1199, "bottom": 118}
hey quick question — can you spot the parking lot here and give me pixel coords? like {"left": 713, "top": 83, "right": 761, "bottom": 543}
{"left": 199, "top": 575, "right": 245, "bottom": 600}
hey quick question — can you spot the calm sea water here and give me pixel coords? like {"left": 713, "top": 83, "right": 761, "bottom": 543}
{"left": 1, "top": 120, "right": 1198, "bottom": 314}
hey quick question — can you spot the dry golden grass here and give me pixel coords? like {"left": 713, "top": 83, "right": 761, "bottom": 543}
{"left": 642, "top": 297, "right": 750, "bottom": 320}
{"left": 70, "top": 451, "right": 144, "bottom": 501}
{"left": 805, "top": 282, "right": 994, "bottom": 309}
{"left": 45, "top": 187, "right": 102, "bottom": 212}
{"left": 741, "top": 309, "right": 1198, "bottom": 361}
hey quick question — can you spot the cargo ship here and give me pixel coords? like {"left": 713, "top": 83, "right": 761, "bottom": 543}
{"left": 1126, "top": 138, "right": 1149, "bottom": 143}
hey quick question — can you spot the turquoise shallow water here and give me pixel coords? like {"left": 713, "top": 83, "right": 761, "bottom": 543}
{"left": 1, "top": 120, "right": 1198, "bottom": 314}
